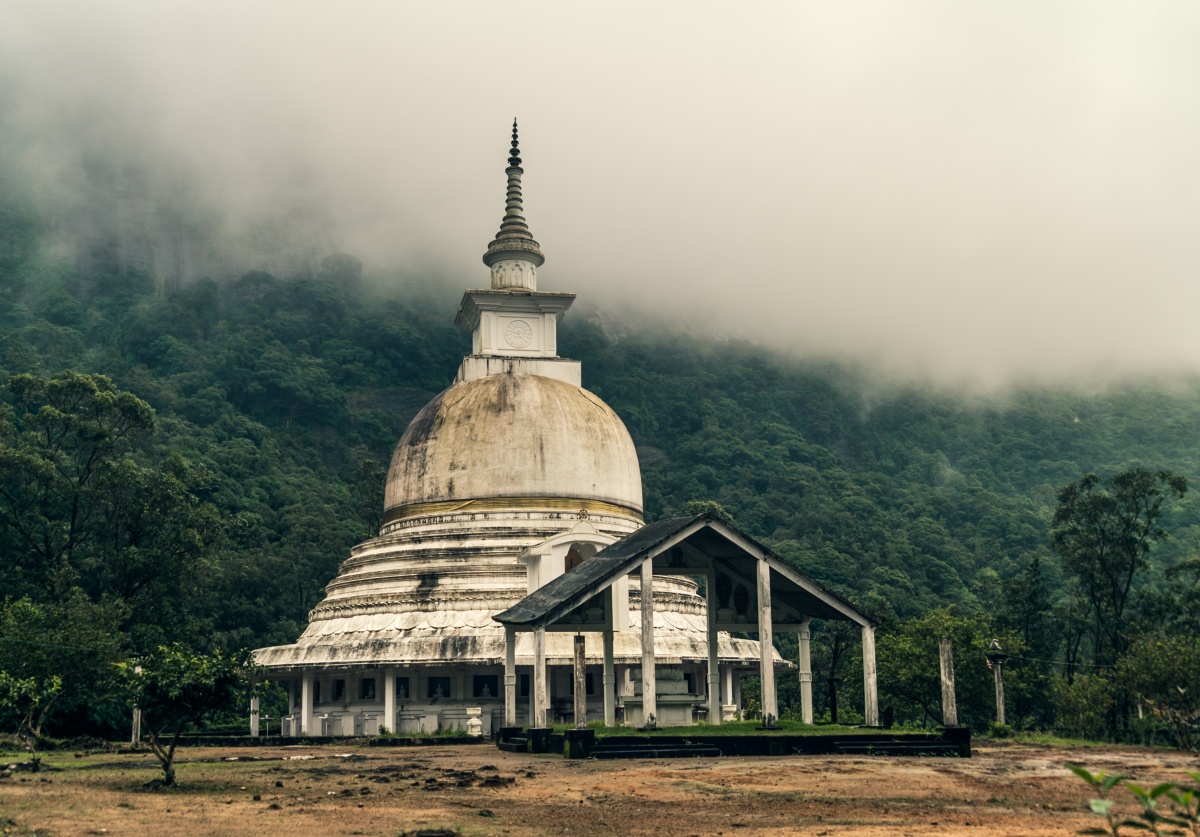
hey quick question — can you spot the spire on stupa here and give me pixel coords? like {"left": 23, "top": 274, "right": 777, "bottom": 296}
{"left": 483, "top": 119, "right": 544, "bottom": 290}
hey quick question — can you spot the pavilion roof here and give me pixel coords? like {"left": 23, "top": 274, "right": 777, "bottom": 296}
{"left": 493, "top": 514, "right": 875, "bottom": 630}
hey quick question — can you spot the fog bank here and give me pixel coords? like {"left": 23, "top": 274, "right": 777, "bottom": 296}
{"left": 3, "top": 1, "right": 1199, "bottom": 385}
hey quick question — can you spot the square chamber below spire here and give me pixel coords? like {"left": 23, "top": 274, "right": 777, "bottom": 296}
{"left": 454, "top": 289, "right": 576, "bottom": 359}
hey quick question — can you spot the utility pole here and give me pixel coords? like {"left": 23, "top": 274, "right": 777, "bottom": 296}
{"left": 987, "top": 638, "right": 1008, "bottom": 726}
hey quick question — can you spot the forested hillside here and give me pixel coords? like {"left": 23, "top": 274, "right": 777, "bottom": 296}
{"left": 2, "top": 193, "right": 1199, "bottom": 740}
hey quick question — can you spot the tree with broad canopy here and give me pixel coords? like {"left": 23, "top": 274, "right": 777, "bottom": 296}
{"left": 118, "top": 645, "right": 255, "bottom": 787}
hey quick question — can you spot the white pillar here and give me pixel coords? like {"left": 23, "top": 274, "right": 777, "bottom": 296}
{"left": 757, "top": 559, "right": 777, "bottom": 722}
{"left": 940, "top": 637, "right": 958, "bottom": 727}
{"left": 640, "top": 560, "right": 657, "bottom": 727}
{"left": 383, "top": 668, "right": 396, "bottom": 734}
{"left": 706, "top": 572, "right": 721, "bottom": 726}
{"left": 798, "top": 618, "right": 813, "bottom": 724}
{"left": 533, "top": 626, "right": 548, "bottom": 728}
{"left": 300, "top": 674, "right": 313, "bottom": 736}
{"left": 862, "top": 624, "right": 879, "bottom": 726}
{"left": 504, "top": 626, "right": 518, "bottom": 728}
{"left": 131, "top": 706, "right": 142, "bottom": 745}
{"left": 602, "top": 624, "right": 616, "bottom": 727}
{"left": 250, "top": 693, "right": 260, "bottom": 738}
{"left": 721, "top": 665, "right": 732, "bottom": 706}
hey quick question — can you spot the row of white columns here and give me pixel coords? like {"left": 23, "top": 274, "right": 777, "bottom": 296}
{"left": 501, "top": 555, "right": 878, "bottom": 730}
{"left": 280, "top": 668, "right": 403, "bottom": 736}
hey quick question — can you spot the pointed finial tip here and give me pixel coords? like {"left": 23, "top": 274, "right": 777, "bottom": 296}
{"left": 507, "top": 119, "right": 522, "bottom": 167}
{"left": 483, "top": 118, "right": 544, "bottom": 269}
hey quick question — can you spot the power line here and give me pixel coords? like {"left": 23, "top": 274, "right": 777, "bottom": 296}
{"left": 0, "top": 635, "right": 114, "bottom": 653}
{"left": 1002, "top": 653, "right": 1108, "bottom": 670}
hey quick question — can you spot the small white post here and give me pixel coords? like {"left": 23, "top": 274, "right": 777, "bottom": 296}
{"left": 131, "top": 706, "right": 142, "bottom": 745}
{"left": 798, "top": 618, "right": 813, "bottom": 724}
{"left": 757, "top": 559, "right": 777, "bottom": 723}
{"left": 640, "top": 560, "right": 657, "bottom": 727}
{"left": 533, "top": 626, "right": 548, "bottom": 728}
{"left": 504, "top": 626, "right": 518, "bottom": 728}
{"left": 862, "top": 624, "right": 879, "bottom": 726}
{"left": 706, "top": 571, "right": 721, "bottom": 725}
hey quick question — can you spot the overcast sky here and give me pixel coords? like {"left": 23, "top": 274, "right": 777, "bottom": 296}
{"left": 2, "top": 1, "right": 1199, "bottom": 385}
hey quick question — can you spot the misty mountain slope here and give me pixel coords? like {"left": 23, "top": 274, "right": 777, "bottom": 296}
{"left": 2, "top": 217, "right": 1199, "bottom": 644}
{"left": 563, "top": 324, "right": 1200, "bottom": 615}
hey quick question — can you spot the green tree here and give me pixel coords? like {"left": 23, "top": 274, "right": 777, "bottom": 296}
{"left": 0, "top": 671, "right": 60, "bottom": 769}
{"left": 0, "top": 594, "right": 126, "bottom": 741}
{"left": 1115, "top": 632, "right": 1200, "bottom": 750}
{"left": 350, "top": 457, "right": 386, "bottom": 538}
{"left": 0, "top": 371, "right": 154, "bottom": 599}
{"left": 0, "top": 372, "right": 218, "bottom": 647}
{"left": 1163, "top": 556, "right": 1200, "bottom": 638}
{"left": 118, "top": 645, "right": 254, "bottom": 787}
{"left": 809, "top": 619, "right": 860, "bottom": 721}
{"left": 1051, "top": 468, "right": 1189, "bottom": 669}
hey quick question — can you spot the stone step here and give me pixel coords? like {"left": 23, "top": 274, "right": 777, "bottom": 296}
{"left": 497, "top": 739, "right": 528, "bottom": 753}
{"left": 832, "top": 741, "right": 962, "bottom": 757}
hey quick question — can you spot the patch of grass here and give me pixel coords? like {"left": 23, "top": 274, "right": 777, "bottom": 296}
{"left": 990, "top": 731, "right": 1117, "bottom": 748}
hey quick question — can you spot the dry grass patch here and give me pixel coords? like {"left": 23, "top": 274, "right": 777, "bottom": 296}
{"left": 1, "top": 740, "right": 1196, "bottom": 836}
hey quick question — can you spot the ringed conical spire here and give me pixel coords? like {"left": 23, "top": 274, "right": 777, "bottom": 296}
{"left": 483, "top": 119, "right": 544, "bottom": 290}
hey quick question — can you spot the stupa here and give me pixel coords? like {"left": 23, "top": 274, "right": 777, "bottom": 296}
{"left": 253, "top": 123, "right": 766, "bottom": 737}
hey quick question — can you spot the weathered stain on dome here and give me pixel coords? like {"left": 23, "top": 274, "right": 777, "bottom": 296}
{"left": 384, "top": 373, "right": 643, "bottom": 514}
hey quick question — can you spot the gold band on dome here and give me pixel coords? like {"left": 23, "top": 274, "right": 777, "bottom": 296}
{"left": 383, "top": 496, "right": 643, "bottom": 525}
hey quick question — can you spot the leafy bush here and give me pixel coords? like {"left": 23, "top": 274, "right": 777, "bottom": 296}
{"left": 1053, "top": 674, "right": 1114, "bottom": 741}
{"left": 1069, "top": 764, "right": 1200, "bottom": 835}
{"left": 989, "top": 722, "right": 1014, "bottom": 739}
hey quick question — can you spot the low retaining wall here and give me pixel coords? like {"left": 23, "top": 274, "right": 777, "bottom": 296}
{"left": 171, "top": 734, "right": 489, "bottom": 747}
{"left": 497, "top": 726, "right": 972, "bottom": 758}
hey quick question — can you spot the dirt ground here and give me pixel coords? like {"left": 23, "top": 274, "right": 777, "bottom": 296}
{"left": 1, "top": 740, "right": 1197, "bottom": 836}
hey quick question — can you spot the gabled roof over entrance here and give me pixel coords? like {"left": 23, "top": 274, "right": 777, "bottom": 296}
{"left": 493, "top": 514, "right": 876, "bottom": 630}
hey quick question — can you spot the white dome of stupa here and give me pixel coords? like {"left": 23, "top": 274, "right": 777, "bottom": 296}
{"left": 384, "top": 373, "right": 643, "bottom": 524}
